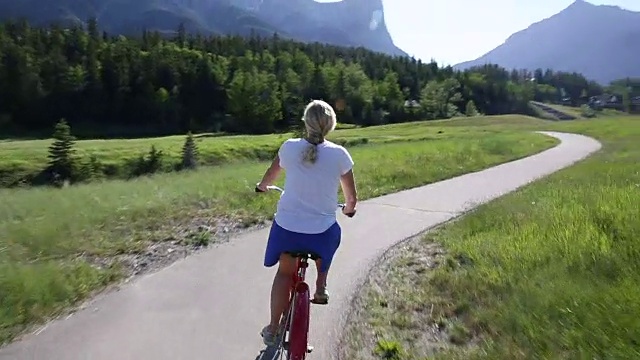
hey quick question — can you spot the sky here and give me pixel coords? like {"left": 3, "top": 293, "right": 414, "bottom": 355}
{"left": 318, "top": 0, "right": 640, "bottom": 66}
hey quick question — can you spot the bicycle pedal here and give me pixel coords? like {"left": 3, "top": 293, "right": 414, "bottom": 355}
{"left": 307, "top": 345, "right": 314, "bottom": 353}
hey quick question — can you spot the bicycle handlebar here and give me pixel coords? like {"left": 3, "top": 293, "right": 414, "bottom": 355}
{"left": 255, "top": 184, "right": 285, "bottom": 193}
{"left": 255, "top": 184, "right": 356, "bottom": 218}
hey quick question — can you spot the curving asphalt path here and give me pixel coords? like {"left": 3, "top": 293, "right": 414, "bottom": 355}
{"left": 0, "top": 131, "right": 601, "bottom": 360}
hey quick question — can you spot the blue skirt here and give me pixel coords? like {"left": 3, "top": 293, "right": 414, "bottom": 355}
{"left": 263, "top": 220, "right": 341, "bottom": 273}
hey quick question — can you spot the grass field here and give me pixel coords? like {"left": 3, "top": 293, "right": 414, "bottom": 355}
{"left": 0, "top": 118, "right": 525, "bottom": 186}
{"left": 0, "top": 115, "right": 557, "bottom": 345}
{"left": 544, "top": 103, "right": 584, "bottom": 118}
{"left": 556, "top": 103, "right": 628, "bottom": 118}
{"left": 0, "top": 123, "right": 361, "bottom": 186}
{"left": 342, "top": 115, "right": 640, "bottom": 359}
{"left": 532, "top": 101, "right": 627, "bottom": 119}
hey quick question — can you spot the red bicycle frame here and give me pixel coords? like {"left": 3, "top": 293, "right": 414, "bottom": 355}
{"left": 280, "top": 253, "right": 314, "bottom": 360}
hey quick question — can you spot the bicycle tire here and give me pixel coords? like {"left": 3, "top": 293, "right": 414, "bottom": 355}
{"left": 287, "top": 282, "right": 311, "bottom": 360}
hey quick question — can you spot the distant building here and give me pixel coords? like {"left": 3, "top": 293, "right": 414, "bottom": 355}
{"left": 588, "top": 93, "right": 623, "bottom": 109}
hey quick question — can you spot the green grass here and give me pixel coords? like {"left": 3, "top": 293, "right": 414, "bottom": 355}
{"left": 0, "top": 122, "right": 356, "bottom": 186}
{"left": 544, "top": 103, "right": 584, "bottom": 118}
{"left": 0, "top": 115, "right": 557, "bottom": 345}
{"left": 343, "top": 115, "right": 640, "bottom": 359}
{"left": 528, "top": 102, "right": 561, "bottom": 120}
{"left": 0, "top": 117, "right": 543, "bottom": 187}
{"left": 531, "top": 101, "right": 628, "bottom": 119}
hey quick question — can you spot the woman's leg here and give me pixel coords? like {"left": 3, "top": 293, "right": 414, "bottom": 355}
{"left": 268, "top": 254, "right": 297, "bottom": 331}
{"left": 312, "top": 223, "right": 341, "bottom": 302}
{"left": 314, "top": 259, "right": 328, "bottom": 294}
{"left": 262, "top": 221, "right": 296, "bottom": 345}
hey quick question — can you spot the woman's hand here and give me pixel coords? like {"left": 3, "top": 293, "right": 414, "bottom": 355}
{"left": 256, "top": 181, "right": 269, "bottom": 192}
{"left": 342, "top": 204, "right": 356, "bottom": 217}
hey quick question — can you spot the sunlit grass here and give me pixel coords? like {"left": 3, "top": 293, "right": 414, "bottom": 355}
{"left": 343, "top": 115, "right": 640, "bottom": 359}
{"left": 0, "top": 115, "right": 556, "bottom": 345}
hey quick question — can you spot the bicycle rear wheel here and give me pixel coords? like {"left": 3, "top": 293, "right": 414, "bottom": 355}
{"left": 287, "top": 282, "right": 311, "bottom": 360}
{"left": 272, "top": 291, "right": 296, "bottom": 360}
{"left": 274, "top": 309, "right": 291, "bottom": 360}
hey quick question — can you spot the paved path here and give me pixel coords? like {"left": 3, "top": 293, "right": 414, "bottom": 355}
{"left": 0, "top": 132, "right": 601, "bottom": 360}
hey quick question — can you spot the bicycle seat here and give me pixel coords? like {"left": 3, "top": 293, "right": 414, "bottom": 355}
{"left": 285, "top": 251, "right": 321, "bottom": 260}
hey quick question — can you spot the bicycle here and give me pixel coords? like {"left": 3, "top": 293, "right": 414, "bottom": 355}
{"left": 255, "top": 184, "right": 355, "bottom": 360}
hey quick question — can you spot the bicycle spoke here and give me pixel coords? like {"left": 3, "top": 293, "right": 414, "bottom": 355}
{"left": 273, "top": 298, "right": 295, "bottom": 359}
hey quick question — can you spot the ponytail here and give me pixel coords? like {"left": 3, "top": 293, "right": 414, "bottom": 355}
{"left": 300, "top": 100, "right": 337, "bottom": 165}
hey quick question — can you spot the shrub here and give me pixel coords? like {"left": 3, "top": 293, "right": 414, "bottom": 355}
{"left": 465, "top": 100, "right": 479, "bottom": 117}
{"left": 581, "top": 104, "right": 597, "bottom": 118}
{"left": 129, "top": 145, "right": 164, "bottom": 177}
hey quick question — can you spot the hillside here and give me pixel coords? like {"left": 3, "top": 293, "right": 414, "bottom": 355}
{"left": 454, "top": 0, "right": 640, "bottom": 85}
{"left": 0, "top": 0, "right": 407, "bottom": 56}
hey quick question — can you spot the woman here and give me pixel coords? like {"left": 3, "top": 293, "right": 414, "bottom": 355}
{"left": 256, "top": 99, "right": 358, "bottom": 346}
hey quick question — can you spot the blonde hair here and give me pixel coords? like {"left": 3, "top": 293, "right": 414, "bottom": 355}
{"left": 301, "top": 99, "right": 337, "bottom": 164}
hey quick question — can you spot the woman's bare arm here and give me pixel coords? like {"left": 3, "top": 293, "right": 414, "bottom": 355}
{"left": 257, "top": 154, "right": 282, "bottom": 191}
{"left": 340, "top": 169, "right": 357, "bottom": 215}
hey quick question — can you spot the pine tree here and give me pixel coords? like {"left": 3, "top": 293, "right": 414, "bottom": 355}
{"left": 47, "top": 119, "right": 76, "bottom": 184}
{"left": 181, "top": 131, "right": 199, "bottom": 170}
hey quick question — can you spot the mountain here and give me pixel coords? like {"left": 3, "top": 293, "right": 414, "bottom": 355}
{"left": 453, "top": 0, "right": 640, "bottom": 85}
{"left": 0, "top": 0, "right": 407, "bottom": 57}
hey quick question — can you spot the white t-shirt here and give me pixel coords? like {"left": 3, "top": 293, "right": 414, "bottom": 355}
{"left": 274, "top": 138, "right": 354, "bottom": 234}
